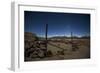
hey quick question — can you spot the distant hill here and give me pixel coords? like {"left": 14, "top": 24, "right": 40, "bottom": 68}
{"left": 49, "top": 36, "right": 90, "bottom": 40}
{"left": 81, "top": 36, "right": 90, "bottom": 39}
{"left": 49, "top": 36, "right": 68, "bottom": 39}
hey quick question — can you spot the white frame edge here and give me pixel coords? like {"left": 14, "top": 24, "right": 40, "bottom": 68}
{"left": 11, "top": 2, "right": 19, "bottom": 71}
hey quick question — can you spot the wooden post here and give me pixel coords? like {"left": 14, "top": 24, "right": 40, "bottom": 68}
{"left": 71, "top": 32, "right": 77, "bottom": 51}
{"left": 71, "top": 32, "right": 73, "bottom": 44}
{"left": 46, "top": 24, "right": 48, "bottom": 42}
{"left": 45, "top": 24, "right": 48, "bottom": 56}
{"left": 71, "top": 32, "right": 73, "bottom": 51}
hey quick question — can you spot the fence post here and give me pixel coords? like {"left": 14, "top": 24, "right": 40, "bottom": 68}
{"left": 71, "top": 32, "right": 73, "bottom": 51}
{"left": 45, "top": 24, "right": 48, "bottom": 56}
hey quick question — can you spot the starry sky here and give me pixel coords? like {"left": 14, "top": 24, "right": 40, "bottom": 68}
{"left": 24, "top": 11, "right": 90, "bottom": 37}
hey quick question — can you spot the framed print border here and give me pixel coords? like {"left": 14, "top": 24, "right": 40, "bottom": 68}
{"left": 11, "top": 2, "right": 97, "bottom": 71}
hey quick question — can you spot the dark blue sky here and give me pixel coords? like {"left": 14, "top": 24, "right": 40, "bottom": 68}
{"left": 24, "top": 11, "right": 90, "bottom": 37}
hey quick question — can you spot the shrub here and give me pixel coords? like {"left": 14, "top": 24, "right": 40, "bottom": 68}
{"left": 46, "top": 50, "right": 53, "bottom": 57}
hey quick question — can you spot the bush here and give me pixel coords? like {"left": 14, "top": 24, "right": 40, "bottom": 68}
{"left": 46, "top": 50, "right": 53, "bottom": 57}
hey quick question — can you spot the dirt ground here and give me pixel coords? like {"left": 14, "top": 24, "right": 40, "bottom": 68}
{"left": 24, "top": 39, "right": 90, "bottom": 61}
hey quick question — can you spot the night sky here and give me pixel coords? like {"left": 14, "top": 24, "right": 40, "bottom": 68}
{"left": 24, "top": 11, "right": 90, "bottom": 37}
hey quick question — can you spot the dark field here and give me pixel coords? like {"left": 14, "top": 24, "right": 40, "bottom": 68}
{"left": 24, "top": 32, "right": 90, "bottom": 61}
